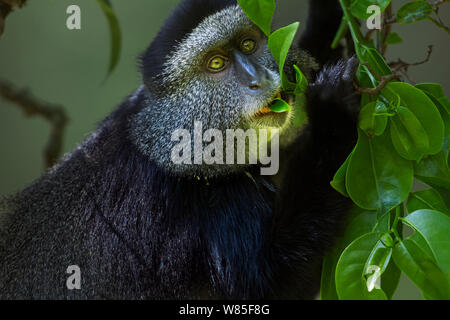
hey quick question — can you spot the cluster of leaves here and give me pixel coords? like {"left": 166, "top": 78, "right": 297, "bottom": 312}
{"left": 238, "top": 0, "right": 308, "bottom": 115}
{"left": 240, "top": 0, "right": 450, "bottom": 300}
{"left": 325, "top": 0, "right": 450, "bottom": 300}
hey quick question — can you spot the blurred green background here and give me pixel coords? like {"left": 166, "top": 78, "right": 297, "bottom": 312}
{"left": 0, "top": 0, "right": 449, "bottom": 300}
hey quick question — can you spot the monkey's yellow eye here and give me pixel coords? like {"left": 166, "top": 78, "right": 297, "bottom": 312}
{"left": 207, "top": 55, "right": 227, "bottom": 72}
{"left": 240, "top": 39, "right": 256, "bottom": 54}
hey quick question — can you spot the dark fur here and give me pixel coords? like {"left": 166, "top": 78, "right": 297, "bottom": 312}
{"left": 299, "top": 0, "right": 345, "bottom": 66}
{"left": 0, "top": 0, "right": 359, "bottom": 299}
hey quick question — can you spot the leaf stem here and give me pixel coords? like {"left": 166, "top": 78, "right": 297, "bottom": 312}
{"left": 339, "top": 0, "right": 366, "bottom": 59}
{"left": 356, "top": 74, "right": 401, "bottom": 96}
{"left": 426, "top": 15, "right": 450, "bottom": 35}
{"left": 391, "top": 205, "right": 402, "bottom": 240}
{"left": 0, "top": 79, "right": 68, "bottom": 168}
{"left": 331, "top": 17, "right": 349, "bottom": 49}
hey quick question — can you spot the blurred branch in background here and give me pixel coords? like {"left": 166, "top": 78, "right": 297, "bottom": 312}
{"left": 0, "top": 80, "right": 69, "bottom": 168}
{"left": 1, "top": 0, "right": 69, "bottom": 169}
{"left": 0, "top": 0, "right": 120, "bottom": 169}
{"left": 0, "top": 0, "right": 27, "bottom": 37}
{"left": 389, "top": 45, "right": 434, "bottom": 84}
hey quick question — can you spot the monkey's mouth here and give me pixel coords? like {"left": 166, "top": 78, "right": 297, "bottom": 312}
{"left": 252, "top": 91, "right": 293, "bottom": 118}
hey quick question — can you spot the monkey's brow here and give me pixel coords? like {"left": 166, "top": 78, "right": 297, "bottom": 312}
{"left": 163, "top": 5, "right": 254, "bottom": 74}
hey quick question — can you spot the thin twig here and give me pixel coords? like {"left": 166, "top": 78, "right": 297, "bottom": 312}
{"left": 365, "top": 29, "right": 376, "bottom": 42}
{"left": 400, "top": 69, "right": 417, "bottom": 85}
{"left": 356, "top": 74, "right": 401, "bottom": 96}
{"left": 430, "top": 0, "right": 450, "bottom": 34}
{"left": 384, "top": 16, "right": 397, "bottom": 25}
{"left": 389, "top": 45, "right": 434, "bottom": 72}
{"left": 433, "top": 0, "right": 450, "bottom": 8}
{"left": 0, "top": 0, "right": 26, "bottom": 37}
{"left": 381, "top": 4, "right": 393, "bottom": 55}
{"left": 426, "top": 15, "right": 450, "bottom": 34}
{"left": 360, "top": 62, "right": 382, "bottom": 79}
{"left": 0, "top": 80, "right": 69, "bottom": 168}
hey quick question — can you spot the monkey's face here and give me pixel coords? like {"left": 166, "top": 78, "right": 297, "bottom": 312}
{"left": 148, "top": 5, "right": 304, "bottom": 132}
{"left": 133, "top": 3, "right": 317, "bottom": 176}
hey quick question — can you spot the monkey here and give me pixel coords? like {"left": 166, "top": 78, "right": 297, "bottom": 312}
{"left": 0, "top": 0, "right": 360, "bottom": 299}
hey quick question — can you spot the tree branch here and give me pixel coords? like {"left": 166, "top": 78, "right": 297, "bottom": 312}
{"left": 0, "top": 0, "right": 26, "bottom": 37}
{"left": 356, "top": 74, "right": 401, "bottom": 96}
{"left": 381, "top": 4, "right": 393, "bottom": 55}
{"left": 433, "top": 0, "right": 450, "bottom": 8}
{"left": 0, "top": 80, "right": 69, "bottom": 168}
{"left": 426, "top": 15, "right": 450, "bottom": 34}
{"left": 389, "top": 45, "right": 434, "bottom": 72}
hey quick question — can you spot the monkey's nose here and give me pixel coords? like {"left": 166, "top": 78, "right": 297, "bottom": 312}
{"left": 247, "top": 69, "right": 273, "bottom": 93}
{"left": 245, "top": 69, "right": 274, "bottom": 94}
{"left": 233, "top": 52, "right": 273, "bottom": 93}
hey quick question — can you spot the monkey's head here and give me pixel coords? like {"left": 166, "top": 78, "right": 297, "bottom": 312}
{"left": 131, "top": 0, "right": 318, "bottom": 178}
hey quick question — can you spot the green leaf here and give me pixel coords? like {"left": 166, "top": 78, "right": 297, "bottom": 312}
{"left": 380, "top": 232, "right": 394, "bottom": 248}
{"left": 367, "top": 239, "right": 392, "bottom": 269}
{"left": 331, "top": 17, "right": 349, "bottom": 49}
{"left": 330, "top": 151, "right": 354, "bottom": 197}
{"left": 382, "top": 82, "right": 445, "bottom": 155}
{"left": 405, "top": 210, "right": 450, "bottom": 273}
{"left": 345, "top": 210, "right": 379, "bottom": 245}
{"left": 97, "top": 0, "right": 122, "bottom": 77}
{"left": 401, "top": 218, "right": 438, "bottom": 264}
{"left": 407, "top": 189, "right": 449, "bottom": 214}
{"left": 432, "top": 186, "right": 450, "bottom": 209}
{"left": 359, "top": 44, "right": 393, "bottom": 77}
{"left": 424, "top": 97, "right": 450, "bottom": 161}
{"left": 397, "top": 0, "right": 434, "bottom": 25}
{"left": 384, "top": 32, "right": 403, "bottom": 45}
{"left": 416, "top": 84, "right": 450, "bottom": 123}
{"left": 268, "top": 22, "right": 300, "bottom": 89}
{"left": 293, "top": 65, "right": 308, "bottom": 95}
{"left": 346, "top": 129, "right": 413, "bottom": 212}
{"left": 268, "top": 99, "right": 291, "bottom": 113}
{"left": 292, "top": 94, "right": 307, "bottom": 127}
{"left": 321, "top": 209, "right": 377, "bottom": 300}
{"left": 365, "top": 241, "right": 393, "bottom": 293}
{"left": 381, "top": 259, "right": 402, "bottom": 299}
{"left": 392, "top": 239, "right": 449, "bottom": 299}
{"left": 357, "top": 64, "right": 378, "bottom": 107}
{"left": 374, "top": 210, "right": 391, "bottom": 233}
{"left": 415, "top": 152, "right": 450, "bottom": 189}
{"left": 335, "top": 233, "right": 387, "bottom": 300}
{"left": 390, "top": 106, "right": 430, "bottom": 161}
{"left": 359, "top": 101, "right": 388, "bottom": 137}
{"left": 357, "top": 64, "right": 378, "bottom": 88}
{"left": 416, "top": 84, "right": 450, "bottom": 157}
{"left": 379, "top": 89, "right": 401, "bottom": 111}
{"left": 415, "top": 155, "right": 450, "bottom": 213}
{"left": 340, "top": 0, "right": 367, "bottom": 50}
{"left": 350, "top": 0, "right": 392, "bottom": 20}
{"left": 237, "top": 0, "right": 275, "bottom": 36}
{"left": 416, "top": 84, "right": 449, "bottom": 107}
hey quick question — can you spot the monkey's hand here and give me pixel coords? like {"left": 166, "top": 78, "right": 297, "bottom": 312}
{"left": 305, "top": 56, "right": 360, "bottom": 142}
